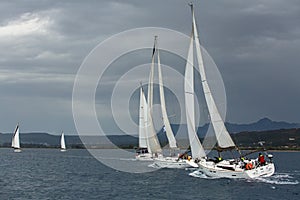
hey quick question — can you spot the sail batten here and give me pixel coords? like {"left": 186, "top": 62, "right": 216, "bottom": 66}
{"left": 191, "top": 5, "right": 236, "bottom": 149}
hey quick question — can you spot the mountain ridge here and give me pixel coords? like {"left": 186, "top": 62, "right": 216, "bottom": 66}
{"left": 0, "top": 118, "right": 299, "bottom": 149}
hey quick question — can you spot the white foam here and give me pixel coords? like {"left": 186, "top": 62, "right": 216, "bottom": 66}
{"left": 254, "top": 173, "right": 299, "bottom": 185}
{"left": 189, "top": 170, "right": 220, "bottom": 179}
{"left": 148, "top": 163, "right": 161, "bottom": 169}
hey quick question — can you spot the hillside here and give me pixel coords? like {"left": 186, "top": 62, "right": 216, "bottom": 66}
{"left": 1, "top": 118, "right": 299, "bottom": 150}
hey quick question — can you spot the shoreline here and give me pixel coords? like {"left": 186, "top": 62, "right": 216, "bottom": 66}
{"left": 1, "top": 147, "right": 300, "bottom": 152}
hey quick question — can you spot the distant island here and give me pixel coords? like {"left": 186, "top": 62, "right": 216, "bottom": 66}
{"left": 0, "top": 118, "right": 299, "bottom": 150}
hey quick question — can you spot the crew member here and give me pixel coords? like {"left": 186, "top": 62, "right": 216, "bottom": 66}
{"left": 258, "top": 153, "right": 266, "bottom": 166}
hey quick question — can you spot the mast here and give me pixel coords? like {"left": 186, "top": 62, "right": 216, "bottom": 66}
{"left": 147, "top": 36, "right": 157, "bottom": 111}
{"left": 190, "top": 4, "right": 236, "bottom": 150}
{"left": 157, "top": 37, "right": 177, "bottom": 149}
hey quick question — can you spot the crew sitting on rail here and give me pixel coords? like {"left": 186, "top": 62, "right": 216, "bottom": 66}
{"left": 214, "top": 156, "right": 223, "bottom": 163}
{"left": 239, "top": 157, "right": 246, "bottom": 168}
{"left": 245, "top": 162, "right": 253, "bottom": 170}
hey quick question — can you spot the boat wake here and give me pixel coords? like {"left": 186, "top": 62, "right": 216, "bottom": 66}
{"left": 93, "top": 156, "right": 137, "bottom": 161}
{"left": 148, "top": 163, "right": 161, "bottom": 169}
{"left": 189, "top": 170, "right": 299, "bottom": 184}
{"left": 251, "top": 173, "right": 299, "bottom": 185}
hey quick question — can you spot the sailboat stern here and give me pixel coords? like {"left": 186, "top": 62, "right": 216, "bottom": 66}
{"left": 244, "top": 163, "right": 275, "bottom": 178}
{"left": 197, "top": 159, "right": 275, "bottom": 179}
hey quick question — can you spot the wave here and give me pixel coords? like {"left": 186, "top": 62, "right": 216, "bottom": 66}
{"left": 252, "top": 173, "right": 299, "bottom": 185}
{"left": 148, "top": 163, "right": 161, "bottom": 169}
{"left": 189, "top": 170, "right": 299, "bottom": 184}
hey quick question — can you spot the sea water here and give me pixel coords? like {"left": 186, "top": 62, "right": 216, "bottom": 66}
{"left": 0, "top": 149, "right": 299, "bottom": 200}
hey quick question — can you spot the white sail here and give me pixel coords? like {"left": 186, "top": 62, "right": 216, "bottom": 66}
{"left": 191, "top": 6, "right": 235, "bottom": 149}
{"left": 145, "top": 37, "right": 162, "bottom": 154}
{"left": 157, "top": 48, "right": 177, "bottom": 149}
{"left": 139, "top": 87, "right": 148, "bottom": 148}
{"left": 184, "top": 32, "right": 206, "bottom": 159}
{"left": 146, "top": 104, "right": 162, "bottom": 154}
{"left": 11, "top": 124, "right": 20, "bottom": 149}
{"left": 147, "top": 39, "right": 156, "bottom": 112}
{"left": 61, "top": 132, "right": 66, "bottom": 150}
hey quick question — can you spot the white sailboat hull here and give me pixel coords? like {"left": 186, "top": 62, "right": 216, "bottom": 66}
{"left": 136, "top": 153, "right": 154, "bottom": 161}
{"left": 152, "top": 157, "right": 190, "bottom": 169}
{"left": 60, "top": 149, "right": 67, "bottom": 152}
{"left": 196, "top": 159, "right": 275, "bottom": 179}
{"left": 14, "top": 149, "right": 22, "bottom": 153}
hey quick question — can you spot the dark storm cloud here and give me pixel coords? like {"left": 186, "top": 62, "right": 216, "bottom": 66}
{"left": 0, "top": 0, "right": 299, "bottom": 134}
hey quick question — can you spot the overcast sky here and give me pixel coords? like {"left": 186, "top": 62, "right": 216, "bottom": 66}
{"left": 0, "top": 0, "right": 299, "bottom": 134}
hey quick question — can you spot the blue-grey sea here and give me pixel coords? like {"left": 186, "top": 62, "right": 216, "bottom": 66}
{"left": 0, "top": 149, "right": 299, "bottom": 200}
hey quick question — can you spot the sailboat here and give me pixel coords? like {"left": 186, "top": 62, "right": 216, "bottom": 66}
{"left": 135, "top": 43, "right": 162, "bottom": 161}
{"left": 136, "top": 38, "right": 163, "bottom": 161}
{"left": 12, "top": 123, "right": 21, "bottom": 153}
{"left": 60, "top": 131, "right": 67, "bottom": 152}
{"left": 184, "top": 4, "right": 275, "bottom": 178}
{"left": 136, "top": 36, "right": 182, "bottom": 165}
{"left": 151, "top": 37, "right": 190, "bottom": 168}
{"left": 136, "top": 86, "right": 156, "bottom": 160}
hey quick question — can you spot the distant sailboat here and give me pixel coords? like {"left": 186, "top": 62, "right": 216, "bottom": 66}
{"left": 136, "top": 37, "right": 168, "bottom": 161}
{"left": 151, "top": 37, "right": 190, "bottom": 168}
{"left": 136, "top": 86, "right": 154, "bottom": 160}
{"left": 135, "top": 37, "right": 189, "bottom": 168}
{"left": 12, "top": 123, "right": 21, "bottom": 153}
{"left": 185, "top": 3, "right": 275, "bottom": 178}
{"left": 60, "top": 132, "right": 67, "bottom": 152}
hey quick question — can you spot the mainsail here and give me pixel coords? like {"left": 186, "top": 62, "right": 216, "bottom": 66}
{"left": 138, "top": 87, "right": 148, "bottom": 148}
{"left": 11, "top": 124, "right": 20, "bottom": 149}
{"left": 157, "top": 46, "right": 177, "bottom": 149}
{"left": 190, "top": 4, "right": 235, "bottom": 149}
{"left": 184, "top": 31, "right": 206, "bottom": 159}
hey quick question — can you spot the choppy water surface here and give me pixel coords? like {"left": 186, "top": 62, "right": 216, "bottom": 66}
{"left": 0, "top": 149, "right": 299, "bottom": 200}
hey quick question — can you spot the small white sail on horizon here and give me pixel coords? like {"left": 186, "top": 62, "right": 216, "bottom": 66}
{"left": 60, "top": 132, "right": 66, "bottom": 152}
{"left": 12, "top": 123, "right": 21, "bottom": 152}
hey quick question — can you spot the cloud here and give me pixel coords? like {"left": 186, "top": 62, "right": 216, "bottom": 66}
{"left": 0, "top": 0, "right": 300, "bottom": 134}
{"left": 0, "top": 12, "right": 51, "bottom": 37}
